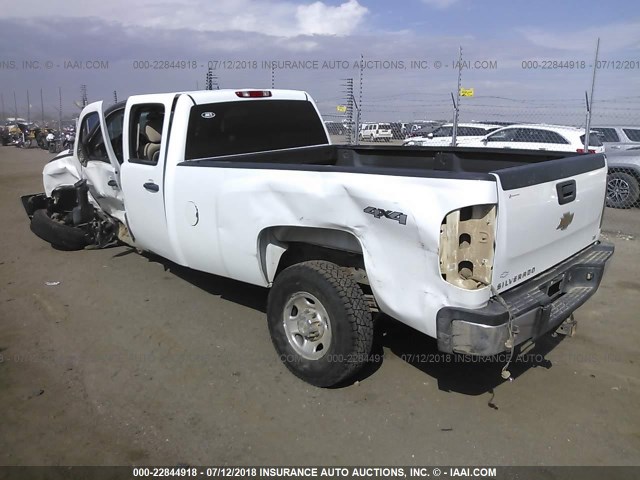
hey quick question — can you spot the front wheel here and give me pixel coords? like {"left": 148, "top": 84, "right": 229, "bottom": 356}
{"left": 606, "top": 171, "right": 640, "bottom": 209}
{"left": 267, "top": 260, "right": 374, "bottom": 387}
{"left": 30, "top": 209, "right": 90, "bottom": 250}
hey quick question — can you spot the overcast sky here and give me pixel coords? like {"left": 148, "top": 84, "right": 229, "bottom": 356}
{"left": 0, "top": 0, "right": 639, "bottom": 125}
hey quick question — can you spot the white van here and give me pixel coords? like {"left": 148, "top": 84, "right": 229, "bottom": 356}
{"left": 359, "top": 123, "right": 393, "bottom": 142}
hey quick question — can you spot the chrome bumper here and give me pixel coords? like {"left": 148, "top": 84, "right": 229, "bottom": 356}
{"left": 436, "top": 242, "right": 614, "bottom": 356}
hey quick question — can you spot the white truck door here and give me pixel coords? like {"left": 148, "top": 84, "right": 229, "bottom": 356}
{"left": 75, "top": 101, "right": 126, "bottom": 223}
{"left": 120, "top": 94, "right": 176, "bottom": 259}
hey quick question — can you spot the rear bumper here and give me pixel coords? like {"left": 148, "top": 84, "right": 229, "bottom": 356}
{"left": 436, "top": 242, "right": 614, "bottom": 356}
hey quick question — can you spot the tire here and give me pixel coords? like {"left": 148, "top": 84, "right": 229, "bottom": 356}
{"left": 30, "top": 209, "right": 90, "bottom": 251}
{"left": 606, "top": 171, "right": 640, "bottom": 209}
{"left": 267, "top": 260, "right": 374, "bottom": 387}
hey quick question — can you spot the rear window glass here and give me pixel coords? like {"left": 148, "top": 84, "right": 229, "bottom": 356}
{"left": 623, "top": 128, "right": 640, "bottom": 142}
{"left": 580, "top": 133, "right": 603, "bottom": 147}
{"left": 185, "top": 100, "right": 328, "bottom": 160}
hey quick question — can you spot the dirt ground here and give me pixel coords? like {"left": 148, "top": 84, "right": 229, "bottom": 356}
{"left": 0, "top": 147, "right": 638, "bottom": 466}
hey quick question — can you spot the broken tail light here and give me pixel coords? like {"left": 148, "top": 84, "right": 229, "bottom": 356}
{"left": 439, "top": 204, "right": 497, "bottom": 290}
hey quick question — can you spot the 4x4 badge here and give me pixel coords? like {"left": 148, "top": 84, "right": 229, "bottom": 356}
{"left": 556, "top": 212, "right": 574, "bottom": 231}
{"left": 363, "top": 206, "right": 407, "bottom": 225}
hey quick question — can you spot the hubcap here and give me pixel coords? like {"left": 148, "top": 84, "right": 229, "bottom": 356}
{"left": 282, "top": 292, "right": 331, "bottom": 360}
{"left": 607, "top": 178, "right": 630, "bottom": 204}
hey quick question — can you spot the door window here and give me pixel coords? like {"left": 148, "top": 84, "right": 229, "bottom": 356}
{"left": 106, "top": 109, "right": 125, "bottom": 164}
{"left": 128, "top": 104, "right": 165, "bottom": 165}
{"left": 623, "top": 129, "right": 640, "bottom": 142}
{"left": 487, "top": 128, "right": 516, "bottom": 142}
{"left": 594, "top": 128, "right": 619, "bottom": 142}
{"left": 78, "top": 112, "right": 109, "bottom": 164}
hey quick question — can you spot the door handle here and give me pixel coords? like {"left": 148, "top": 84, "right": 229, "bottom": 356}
{"left": 143, "top": 182, "right": 159, "bottom": 192}
{"left": 107, "top": 179, "right": 118, "bottom": 187}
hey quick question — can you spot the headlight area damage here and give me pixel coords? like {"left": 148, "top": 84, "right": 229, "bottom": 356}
{"left": 22, "top": 179, "right": 120, "bottom": 251}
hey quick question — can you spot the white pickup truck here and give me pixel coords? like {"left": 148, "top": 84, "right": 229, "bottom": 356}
{"left": 22, "top": 89, "right": 613, "bottom": 387}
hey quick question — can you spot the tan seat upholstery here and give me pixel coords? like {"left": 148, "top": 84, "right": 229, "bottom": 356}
{"left": 143, "top": 120, "right": 162, "bottom": 163}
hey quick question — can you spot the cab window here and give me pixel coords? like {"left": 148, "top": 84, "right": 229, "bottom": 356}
{"left": 106, "top": 109, "right": 125, "bottom": 164}
{"left": 78, "top": 112, "right": 109, "bottom": 164}
{"left": 128, "top": 104, "right": 165, "bottom": 165}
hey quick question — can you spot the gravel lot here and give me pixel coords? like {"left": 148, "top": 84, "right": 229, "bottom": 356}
{"left": 1, "top": 147, "right": 638, "bottom": 466}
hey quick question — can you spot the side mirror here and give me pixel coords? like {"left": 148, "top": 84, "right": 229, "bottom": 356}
{"left": 427, "top": 133, "right": 434, "bottom": 139}
{"left": 481, "top": 137, "right": 488, "bottom": 145}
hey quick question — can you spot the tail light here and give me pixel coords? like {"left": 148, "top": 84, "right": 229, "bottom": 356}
{"left": 576, "top": 148, "right": 596, "bottom": 154}
{"left": 440, "top": 204, "right": 497, "bottom": 290}
{"left": 235, "top": 90, "right": 272, "bottom": 98}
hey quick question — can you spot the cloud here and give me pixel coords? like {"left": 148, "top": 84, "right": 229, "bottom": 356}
{"left": 0, "top": 0, "right": 368, "bottom": 38}
{"left": 421, "top": 0, "right": 459, "bottom": 9}
{"left": 519, "top": 20, "right": 640, "bottom": 53}
{"left": 296, "top": 0, "right": 368, "bottom": 36}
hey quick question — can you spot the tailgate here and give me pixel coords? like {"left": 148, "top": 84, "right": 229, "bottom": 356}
{"left": 491, "top": 153, "right": 607, "bottom": 292}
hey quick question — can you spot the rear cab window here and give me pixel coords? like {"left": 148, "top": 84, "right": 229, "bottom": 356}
{"left": 185, "top": 100, "right": 328, "bottom": 160}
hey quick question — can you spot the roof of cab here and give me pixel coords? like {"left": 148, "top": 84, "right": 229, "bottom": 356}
{"left": 186, "top": 89, "right": 309, "bottom": 104}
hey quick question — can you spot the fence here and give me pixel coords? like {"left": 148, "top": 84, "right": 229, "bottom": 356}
{"left": 2, "top": 44, "right": 639, "bottom": 208}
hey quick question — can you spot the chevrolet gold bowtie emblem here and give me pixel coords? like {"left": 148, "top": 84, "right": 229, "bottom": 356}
{"left": 556, "top": 212, "right": 574, "bottom": 231}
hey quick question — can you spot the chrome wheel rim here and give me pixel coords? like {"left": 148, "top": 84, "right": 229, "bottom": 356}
{"left": 282, "top": 292, "right": 331, "bottom": 360}
{"left": 607, "top": 178, "right": 630, "bottom": 204}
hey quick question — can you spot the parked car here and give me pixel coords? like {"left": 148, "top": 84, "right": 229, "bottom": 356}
{"left": 592, "top": 126, "right": 640, "bottom": 152}
{"left": 604, "top": 146, "right": 640, "bottom": 208}
{"left": 359, "top": 123, "right": 392, "bottom": 142}
{"left": 406, "top": 124, "right": 441, "bottom": 139}
{"left": 405, "top": 121, "right": 442, "bottom": 138}
{"left": 403, "top": 123, "right": 501, "bottom": 146}
{"left": 22, "top": 89, "right": 613, "bottom": 387}
{"left": 463, "top": 124, "right": 605, "bottom": 153}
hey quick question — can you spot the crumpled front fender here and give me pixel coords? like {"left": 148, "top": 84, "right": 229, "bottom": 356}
{"left": 43, "top": 156, "right": 82, "bottom": 197}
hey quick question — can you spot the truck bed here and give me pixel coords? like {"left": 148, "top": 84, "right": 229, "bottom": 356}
{"left": 179, "top": 145, "right": 605, "bottom": 189}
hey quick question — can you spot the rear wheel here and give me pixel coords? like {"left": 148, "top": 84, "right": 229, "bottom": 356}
{"left": 606, "top": 171, "right": 640, "bottom": 209}
{"left": 267, "top": 260, "right": 374, "bottom": 387}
